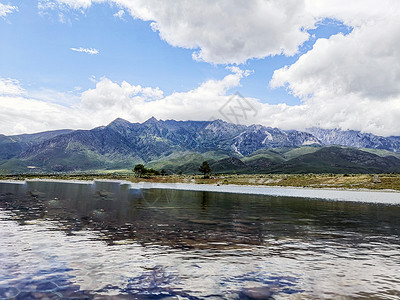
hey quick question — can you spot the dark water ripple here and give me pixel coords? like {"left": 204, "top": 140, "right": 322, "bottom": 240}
{"left": 0, "top": 180, "right": 399, "bottom": 299}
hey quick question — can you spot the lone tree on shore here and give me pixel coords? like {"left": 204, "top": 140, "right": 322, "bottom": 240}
{"left": 199, "top": 161, "right": 212, "bottom": 178}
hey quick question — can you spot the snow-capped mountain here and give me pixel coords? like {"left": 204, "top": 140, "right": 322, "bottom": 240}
{"left": 232, "top": 125, "right": 320, "bottom": 156}
{"left": 306, "top": 128, "right": 400, "bottom": 152}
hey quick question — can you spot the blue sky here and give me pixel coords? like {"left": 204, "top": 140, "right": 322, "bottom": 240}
{"left": 0, "top": 1, "right": 399, "bottom": 136}
{"left": 1, "top": 2, "right": 350, "bottom": 105}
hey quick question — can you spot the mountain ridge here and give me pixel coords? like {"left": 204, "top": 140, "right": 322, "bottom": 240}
{"left": 1, "top": 118, "right": 400, "bottom": 174}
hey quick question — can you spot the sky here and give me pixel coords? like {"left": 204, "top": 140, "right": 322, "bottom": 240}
{"left": 0, "top": 0, "right": 400, "bottom": 136}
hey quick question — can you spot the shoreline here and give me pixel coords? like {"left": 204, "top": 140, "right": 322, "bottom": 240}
{"left": 2, "top": 177, "right": 400, "bottom": 193}
{"left": 1, "top": 173, "right": 400, "bottom": 191}
{"left": 1, "top": 178, "right": 400, "bottom": 204}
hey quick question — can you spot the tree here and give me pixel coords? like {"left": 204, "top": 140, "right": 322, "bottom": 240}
{"left": 161, "top": 169, "right": 168, "bottom": 176}
{"left": 133, "top": 164, "right": 146, "bottom": 177}
{"left": 133, "top": 164, "right": 162, "bottom": 177}
{"left": 146, "top": 168, "right": 160, "bottom": 176}
{"left": 199, "top": 161, "right": 212, "bottom": 178}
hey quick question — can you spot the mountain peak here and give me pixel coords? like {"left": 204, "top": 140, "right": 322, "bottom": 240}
{"left": 108, "top": 118, "right": 131, "bottom": 127}
{"left": 210, "top": 119, "right": 227, "bottom": 124}
{"left": 143, "top": 116, "right": 158, "bottom": 124}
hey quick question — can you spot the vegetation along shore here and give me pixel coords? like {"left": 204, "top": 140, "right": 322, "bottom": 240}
{"left": 2, "top": 173, "right": 400, "bottom": 192}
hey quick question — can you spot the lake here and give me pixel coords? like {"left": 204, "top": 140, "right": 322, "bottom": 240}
{"left": 0, "top": 180, "right": 399, "bottom": 299}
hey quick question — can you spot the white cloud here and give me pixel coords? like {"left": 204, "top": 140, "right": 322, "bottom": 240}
{"left": 54, "top": 0, "right": 95, "bottom": 10}
{"left": 305, "top": 0, "right": 400, "bottom": 28}
{"left": 0, "top": 95, "right": 88, "bottom": 135}
{"left": 0, "top": 3, "right": 18, "bottom": 17}
{"left": 113, "top": 9, "right": 124, "bottom": 19}
{"left": 70, "top": 47, "right": 99, "bottom": 55}
{"left": 272, "top": 2, "right": 400, "bottom": 100}
{"left": 81, "top": 77, "right": 163, "bottom": 111}
{"left": 268, "top": 2, "right": 400, "bottom": 136}
{"left": 0, "top": 78, "right": 25, "bottom": 96}
{"left": 77, "top": 69, "right": 249, "bottom": 124}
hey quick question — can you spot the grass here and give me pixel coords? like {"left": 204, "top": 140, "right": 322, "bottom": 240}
{"left": 1, "top": 173, "right": 400, "bottom": 191}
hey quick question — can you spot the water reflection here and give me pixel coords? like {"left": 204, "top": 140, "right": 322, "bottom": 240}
{"left": 0, "top": 180, "right": 399, "bottom": 299}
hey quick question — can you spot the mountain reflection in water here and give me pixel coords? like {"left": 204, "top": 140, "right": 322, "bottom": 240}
{"left": 0, "top": 180, "right": 399, "bottom": 299}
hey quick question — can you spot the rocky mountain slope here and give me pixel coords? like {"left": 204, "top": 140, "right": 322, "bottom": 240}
{"left": 0, "top": 129, "right": 73, "bottom": 160}
{"left": 306, "top": 128, "right": 400, "bottom": 152}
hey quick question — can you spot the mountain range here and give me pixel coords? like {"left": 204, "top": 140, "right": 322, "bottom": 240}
{"left": 1, "top": 117, "right": 400, "bottom": 174}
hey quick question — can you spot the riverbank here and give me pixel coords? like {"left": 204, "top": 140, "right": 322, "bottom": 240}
{"left": 1, "top": 173, "right": 400, "bottom": 191}
{"left": 1, "top": 177, "right": 399, "bottom": 204}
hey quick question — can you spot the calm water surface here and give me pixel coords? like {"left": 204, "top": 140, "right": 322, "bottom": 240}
{"left": 0, "top": 180, "right": 399, "bottom": 299}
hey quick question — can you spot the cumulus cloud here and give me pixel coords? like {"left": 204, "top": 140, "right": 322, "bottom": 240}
{"left": 70, "top": 47, "right": 99, "bottom": 55}
{"left": 79, "top": 68, "right": 250, "bottom": 123}
{"left": 268, "top": 2, "right": 400, "bottom": 135}
{"left": 273, "top": 3, "right": 400, "bottom": 100}
{"left": 81, "top": 77, "right": 163, "bottom": 113}
{"left": 0, "top": 3, "right": 18, "bottom": 17}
